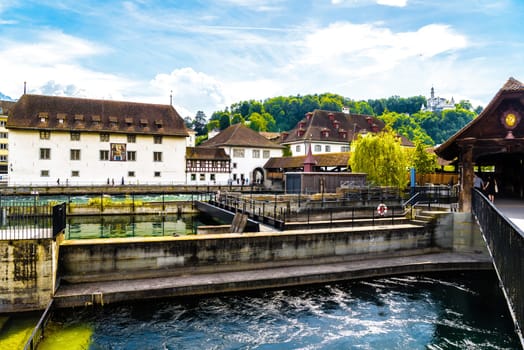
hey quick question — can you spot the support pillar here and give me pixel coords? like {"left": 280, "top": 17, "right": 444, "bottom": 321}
{"left": 458, "top": 140, "right": 474, "bottom": 212}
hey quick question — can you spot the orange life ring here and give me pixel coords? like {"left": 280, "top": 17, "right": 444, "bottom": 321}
{"left": 377, "top": 203, "right": 388, "bottom": 216}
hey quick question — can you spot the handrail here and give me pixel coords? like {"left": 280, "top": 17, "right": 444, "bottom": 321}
{"left": 23, "top": 299, "right": 54, "bottom": 350}
{"left": 472, "top": 189, "right": 524, "bottom": 348}
{"left": 403, "top": 191, "right": 421, "bottom": 207}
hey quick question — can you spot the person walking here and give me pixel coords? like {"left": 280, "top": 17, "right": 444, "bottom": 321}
{"left": 483, "top": 175, "right": 498, "bottom": 202}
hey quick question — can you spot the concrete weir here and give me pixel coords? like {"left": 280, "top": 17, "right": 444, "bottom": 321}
{"left": 53, "top": 212, "right": 493, "bottom": 309}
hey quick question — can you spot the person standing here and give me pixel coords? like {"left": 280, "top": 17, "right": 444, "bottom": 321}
{"left": 483, "top": 175, "right": 498, "bottom": 202}
{"left": 473, "top": 173, "right": 484, "bottom": 191}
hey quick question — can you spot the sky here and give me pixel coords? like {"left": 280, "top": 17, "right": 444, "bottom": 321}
{"left": 0, "top": 0, "right": 523, "bottom": 118}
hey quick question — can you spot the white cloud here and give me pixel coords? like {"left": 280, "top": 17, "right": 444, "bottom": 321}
{"left": 0, "top": 29, "right": 134, "bottom": 100}
{"left": 376, "top": 0, "right": 407, "bottom": 7}
{"left": 150, "top": 68, "right": 228, "bottom": 117}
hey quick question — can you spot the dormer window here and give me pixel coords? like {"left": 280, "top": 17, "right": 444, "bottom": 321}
{"left": 298, "top": 121, "right": 306, "bottom": 128}
{"left": 57, "top": 113, "right": 66, "bottom": 124}
{"left": 38, "top": 112, "right": 48, "bottom": 123}
{"left": 333, "top": 120, "right": 340, "bottom": 129}
{"left": 92, "top": 115, "right": 101, "bottom": 126}
{"left": 109, "top": 116, "right": 118, "bottom": 127}
{"left": 297, "top": 129, "right": 305, "bottom": 137}
{"left": 338, "top": 129, "right": 347, "bottom": 139}
{"left": 154, "top": 120, "right": 163, "bottom": 128}
{"left": 140, "top": 119, "right": 148, "bottom": 127}
{"left": 328, "top": 113, "right": 334, "bottom": 121}
{"left": 74, "top": 114, "right": 84, "bottom": 122}
{"left": 321, "top": 128, "right": 330, "bottom": 137}
{"left": 125, "top": 117, "right": 133, "bottom": 126}
{"left": 305, "top": 112, "right": 313, "bottom": 121}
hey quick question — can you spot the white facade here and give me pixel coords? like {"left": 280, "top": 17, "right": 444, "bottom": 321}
{"left": 226, "top": 146, "right": 281, "bottom": 185}
{"left": 8, "top": 130, "right": 187, "bottom": 186}
{"left": 288, "top": 140, "right": 350, "bottom": 156}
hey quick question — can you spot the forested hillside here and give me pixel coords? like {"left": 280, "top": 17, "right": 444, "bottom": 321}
{"left": 184, "top": 93, "right": 482, "bottom": 146}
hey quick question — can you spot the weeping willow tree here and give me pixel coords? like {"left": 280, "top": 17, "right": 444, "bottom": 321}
{"left": 349, "top": 130, "right": 409, "bottom": 188}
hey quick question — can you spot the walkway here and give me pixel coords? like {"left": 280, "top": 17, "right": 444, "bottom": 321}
{"left": 495, "top": 198, "right": 524, "bottom": 231}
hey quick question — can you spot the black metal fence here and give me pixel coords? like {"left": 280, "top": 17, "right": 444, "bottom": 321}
{"left": 472, "top": 189, "right": 524, "bottom": 347}
{"left": 0, "top": 200, "right": 66, "bottom": 240}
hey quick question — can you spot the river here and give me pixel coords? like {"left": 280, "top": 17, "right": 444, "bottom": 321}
{"left": 18, "top": 271, "right": 517, "bottom": 350}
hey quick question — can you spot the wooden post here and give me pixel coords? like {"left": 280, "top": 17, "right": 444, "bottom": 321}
{"left": 459, "top": 139, "right": 475, "bottom": 212}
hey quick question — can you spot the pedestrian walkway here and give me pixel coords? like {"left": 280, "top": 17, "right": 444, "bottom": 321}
{"left": 495, "top": 198, "right": 524, "bottom": 232}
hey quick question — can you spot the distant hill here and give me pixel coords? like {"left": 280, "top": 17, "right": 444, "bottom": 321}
{"left": 0, "top": 92, "right": 15, "bottom": 102}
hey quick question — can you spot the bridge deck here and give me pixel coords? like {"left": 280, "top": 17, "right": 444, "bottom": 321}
{"left": 495, "top": 198, "right": 524, "bottom": 231}
{"left": 54, "top": 251, "right": 492, "bottom": 308}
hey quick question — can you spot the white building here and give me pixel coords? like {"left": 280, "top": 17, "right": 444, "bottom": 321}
{"left": 197, "top": 123, "right": 284, "bottom": 186}
{"left": 7, "top": 94, "right": 188, "bottom": 186}
{"left": 280, "top": 110, "right": 413, "bottom": 157}
{"left": 421, "top": 87, "right": 455, "bottom": 112}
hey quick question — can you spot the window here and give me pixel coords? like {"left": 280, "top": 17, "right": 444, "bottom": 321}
{"left": 0, "top": 121, "right": 5, "bottom": 127}
{"left": 325, "top": 145, "right": 331, "bottom": 152}
{"left": 153, "top": 151, "right": 163, "bottom": 162}
{"left": 0, "top": 132, "right": 7, "bottom": 138}
{"left": 40, "top": 148, "right": 51, "bottom": 160}
{"left": 100, "top": 133, "right": 110, "bottom": 142}
{"left": 252, "top": 150, "right": 260, "bottom": 158}
{"left": 233, "top": 148, "right": 245, "bottom": 158}
{"left": 341, "top": 146, "right": 350, "bottom": 152}
{"left": 0, "top": 155, "right": 6, "bottom": 161}
{"left": 154, "top": 171, "right": 161, "bottom": 177}
{"left": 263, "top": 150, "right": 270, "bottom": 158}
{"left": 296, "top": 145, "right": 301, "bottom": 153}
{"left": 128, "top": 171, "right": 135, "bottom": 177}
{"left": 71, "top": 170, "right": 79, "bottom": 177}
{"left": 70, "top": 132, "right": 80, "bottom": 141}
{"left": 100, "top": 150, "right": 109, "bottom": 161}
{"left": 127, "top": 134, "right": 136, "bottom": 143}
{"left": 70, "top": 149, "right": 81, "bottom": 160}
{"left": 199, "top": 174, "right": 205, "bottom": 181}
{"left": 127, "top": 151, "right": 136, "bottom": 161}
{"left": 40, "top": 170, "right": 49, "bottom": 177}
{"left": 314, "top": 145, "right": 321, "bottom": 152}
{"left": 40, "top": 131, "right": 50, "bottom": 140}
{"left": 154, "top": 135, "right": 163, "bottom": 144}
{"left": 210, "top": 174, "right": 216, "bottom": 181}
{"left": 0, "top": 144, "right": 7, "bottom": 150}
{"left": 191, "top": 174, "right": 196, "bottom": 181}
{"left": 233, "top": 162, "right": 237, "bottom": 169}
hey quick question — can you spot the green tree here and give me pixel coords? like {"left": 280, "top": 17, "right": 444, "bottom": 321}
{"left": 219, "top": 113, "right": 231, "bottom": 130}
{"left": 410, "top": 142, "right": 437, "bottom": 175}
{"left": 193, "top": 110, "right": 208, "bottom": 136}
{"left": 349, "top": 130, "right": 409, "bottom": 187}
{"left": 380, "top": 111, "right": 433, "bottom": 145}
{"left": 231, "top": 113, "right": 244, "bottom": 125}
{"left": 248, "top": 112, "right": 267, "bottom": 131}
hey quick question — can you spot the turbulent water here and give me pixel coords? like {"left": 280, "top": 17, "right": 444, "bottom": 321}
{"left": 30, "top": 271, "right": 520, "bottom": 350}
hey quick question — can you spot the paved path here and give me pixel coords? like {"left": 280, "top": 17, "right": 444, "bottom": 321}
{"left": 495, "top": 198, "right": 524, "bottom": 232}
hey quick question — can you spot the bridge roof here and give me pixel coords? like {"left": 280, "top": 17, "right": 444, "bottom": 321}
{"left": 436, "top": 77, "right": 524, "bottom": 161}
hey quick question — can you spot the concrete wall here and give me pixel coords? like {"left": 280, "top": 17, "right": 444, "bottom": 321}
{"left": 0, "top": 239, "right": 56, "bottom": 312}
{"left": 59, "top": 225, "right": 435, "bottom": 284}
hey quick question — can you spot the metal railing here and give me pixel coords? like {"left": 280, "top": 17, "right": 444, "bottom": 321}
{"left": 23, "top": 299, "right": 54, "bottom": 350}
{"left": 0, "top": 201, "right": 66, "bottom": 240}
{"left": 472, "top": 189, "right": 524, "bottom": 347}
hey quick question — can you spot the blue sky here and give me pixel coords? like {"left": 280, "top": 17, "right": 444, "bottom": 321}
{"left": 1, "top": 0, "right": 523, "bottom": 117}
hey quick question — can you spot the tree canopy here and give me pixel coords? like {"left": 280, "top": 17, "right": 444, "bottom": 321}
{"left": 201, "top": 92, "right": 480, "bottom": 146}
{"left": 349, "top": 130, "right": 409, "bottom": 188}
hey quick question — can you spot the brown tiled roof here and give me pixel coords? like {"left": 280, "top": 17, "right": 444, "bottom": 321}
{"left": 200, "top": 123, "right": 284, "bottom": 149}
{"left": 0, "top": 100, "right": 15, "bottom": 115}
{"left": 280, "top": 109, "right": 413, "bottom": 147}
{"left": 264, "top": 152, "right": 350, "bottom": 169}
{"left": 185, "top": 147, "right": 230, "bottom": 160}
{"left": 7, "top": 94, "right": 188, "bottom": 136}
